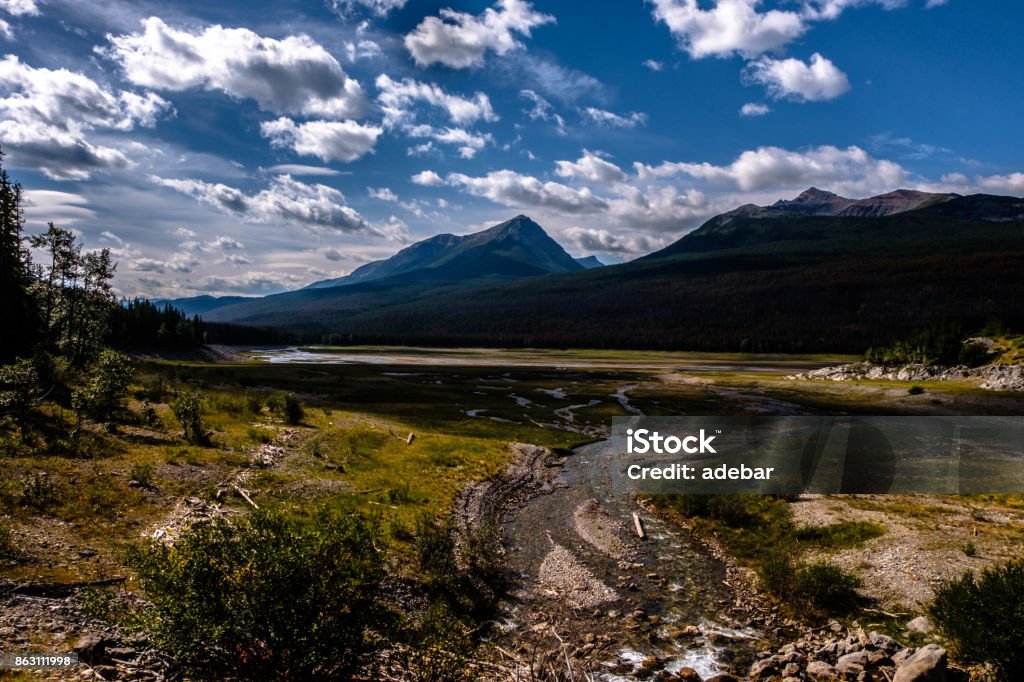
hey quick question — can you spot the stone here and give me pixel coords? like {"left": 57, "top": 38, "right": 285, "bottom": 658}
{"left": 892, "top": 649, "right": 915, "bottom": 667}
{"left": 676, "top": 667, "right": 703, "bottom": 681}
{"left": 868, "top": 632, "right": 900, "bottom": 654}
{"left": 783, "top": 662, "right": 802, "bottom": 677}
{"left": 704, "top": 675, "right": 738, "bottom": 682}
{"left": 893, "top": 645, "right": 947, "bottom": 682}
{"left": 867, "top": 649, "right": 892, "bottom": 667}
{"left": 807, "top": 660, "right": 838, "bottom": 679}
{"left": 837, "top": 651, "right": 870, "bottom": 676}
{"left": 749, "top": 659, "right": 779, "bottom": 680}
{"left": 905, "top": 617, "right": 933, "bottom": 634}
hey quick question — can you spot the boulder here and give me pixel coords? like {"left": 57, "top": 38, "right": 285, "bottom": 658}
{"left": 893, "top": 644, "right": 947, "bottom": 682}
{"left": 675, "top": 667, "right": 703, "bottom": 682}
{"left": 837, "top": 651, "right": 870, "bottom": 676}
{"left": 868, "top": 632, "right": 900, "bottom": 654}
{"left": 905, "top": 616, "right": 933, "bottom": 634}
{"left": 704, "top": 675, "right": 738, "bottom": 682}
{"left": 749, "top": 658, "right": 779, "bottom": 680}
{"left": 807, "top": 660, "right": 838, "bottom": 679}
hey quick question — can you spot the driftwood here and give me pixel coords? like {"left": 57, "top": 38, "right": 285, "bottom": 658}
{"left": 233, "top": 484, "right": 259, "bottom": 510}
{"left": 632, "top": 512, "right": 646, "bottom": 539}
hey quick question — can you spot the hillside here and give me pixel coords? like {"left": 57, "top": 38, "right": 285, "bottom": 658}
{"left": 203, "top": 191, "right": 1024, "bottom": 353}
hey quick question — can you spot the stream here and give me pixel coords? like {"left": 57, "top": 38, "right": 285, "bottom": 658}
{"left": 501, "top": 438, "right": 761, "bottom": 680}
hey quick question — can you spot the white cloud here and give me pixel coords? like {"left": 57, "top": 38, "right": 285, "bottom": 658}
{"left": 264, "top": 164, "right": 343, "bottom": 176}
{"left": 0, "top": 55, "right": 171, "bottom": 179}
{"left": 103, "top": 17, "right": 366, "bottom": 119}
{"left": 582, "top": 107, "right": 648, "bottom": 129}
{"left": 555, "top": 150, "right": 627, "bottom": 184}
{"left": 924, "top": 0, "right": 949, "bottom": 7}
{"left": 635, "top": 144, "right": 907, "bottom": 195}
{"left": 407, "top": 124, "right": 492, "bottom": 158}
{"left": 740, "top": 102, "right": 771, "bottom": 116}
{"left": 151, "top": 174, "right": 372, "bottom": 233}
{"left": 404, "top": 0, "right": 555, "bottom": 68}
{"left": 198, "top": 271, "right": 303, "bottom": 295}
{"left": 562, "top": 226, "right": 659, "bottom": 255}
{"left": 444, "top": 169, "right": 608, "bottom": 214}
{"left": 0, "top": 0, "right": 38, "bottom": 16}
{"left": 375, "top": 74, "right": 497, "bottom": 127}
{"left": 411, "top": 170, "right": 444, "bottom": 186}
{"left": 22, "top": 189, "right": 96, "bottom": 226}
{"left": 260, "top": 117, "right": 381, "bottom": 163}
{"left": 649, "top": 0, "right": 807, "bottom": 59}
{"left": 801, "top": 0, "right": 909, "bottom": 21}
{"left": 331, "top": 0, "right": 406, "bottom": 16}
{"left": 744, "top": 53, "right": 850, "bottom": 102}
{"left": 520, "top": 89, "right": 565, "bottom": 133}
{"left": 977, "top": 173, "right": 1024, "bottom": 196}
{"left": 643, "top": 59, "right": 665, "bottom": 71}
{"left": 368, "top": 186, "right": 398, "bottom": 201}
{"left": 345, "top": 39, "right": 383, "bottom": 62}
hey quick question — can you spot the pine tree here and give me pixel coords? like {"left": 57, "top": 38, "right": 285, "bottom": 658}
{"left": 0, "top": 148, "right": 37, "bottom": 362}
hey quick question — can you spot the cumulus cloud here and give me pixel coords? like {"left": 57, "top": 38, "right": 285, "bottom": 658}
{"left": 635, "top": 145, "right": 907, "bottom": 195}
{"left": 406, "top": 124, "right": 492, "bottom": 158}
{"left": 260, "top": 117, "right": 381, "bottom": 163}
{"left": 411, "top": 170, "right": 444, "bottom": 186}
{"left": 561, "top": 226, "right": 660, "bottom": 255}
{"left": 582, "top": 107, "right": 648, "bottom": 129}
{"left": 643, "top": 59, "right": 665, "bottom": 71}
{"left": 151, "top": 174, "right": 372, "bottom": 233}
{"left": 444, "top": 170, "right": 608, "bottom": 214}
{"left": 0, "top": 0, "right": 38, "bottom": 15}
{"left": 102, "top": 17, "right": 366, "bottom": 119}
{"left": 744, "top": 53, "right": 850, "bottom": 102}
{"left": 368, "top": 186, "right": 398, "bottom": 201}
{"left": 740, "top": 102, "right": 771, "bottom": 116}
{"left": 800, "top": 0, "right": 909, "bottom": 21}
{"left": 198, "top": 271, "right": 303, "bottom": 295}
{"left": 555, "top": 150, "right": 627, "bottom": 184}
{"left": 404, "top": 0, "right": 555, "bottom": 68}
{"left": 977, "top": 173, "right": 1024, "bottom": 196}
{"left": 0, "top": 55, "right": 171, "bottom": 179}
{"left": 649, "top": 0, "right": 807, "bottom": 59}
{"left": 376, "top": 74, "right": 497, "bottom": 127}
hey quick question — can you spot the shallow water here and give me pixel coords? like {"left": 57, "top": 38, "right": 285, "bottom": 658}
{"left": 503, "top": 439, "right": 761, "bottom": 680}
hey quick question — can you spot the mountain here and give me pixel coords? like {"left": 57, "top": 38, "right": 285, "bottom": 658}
{"left": 304, "top": 215, "right": 582, "bottom": 290}
{"left": 574, "top": 255, "right": 605, "bottom": 269}
{"left": 202, "top": 190, "right": 1024, "bottom": 353}
{"left": 153, "top": 295, "right": 254, "bottom": 317}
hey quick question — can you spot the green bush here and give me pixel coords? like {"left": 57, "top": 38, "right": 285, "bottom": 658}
{"left": 757, "top": 550, "right": 797, "bottom": 597}
{"left": 19, "top": 472, "right": 57, "bottom": 509}
{"left": 416, "top": 514, "right": 458, "bottom": 589}
{"left": 129, "top": 463, "right": 154, "bottom": 487}
{"left": 71, "top": 350, "right": 135, "bottom": 424}
{"left": 170, "top": 391, "right": 207, "bottom": 445}
{"left": 929, "top": 560, "right": 1024, "bottom": 679}
{"left": 0, "top": 358, "right": 40, "bottom": 439}
{"left": 796, "top": 562, "right": 861, "bottom": 613}
{"left": 127, "top": 509, "right": 384, "bottom": 679}
{"left": 267, "top": 392, "right": 304, "bottom": 425}
{"left": 0, "top": 520, "right": 12, "bottom": 559}
{"left": 796, "top": 521, "right": 886, "bottom": 549}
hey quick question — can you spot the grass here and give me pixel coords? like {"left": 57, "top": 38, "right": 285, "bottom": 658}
{"left": 796, "top": 521, "right": 887, "bottom": 550}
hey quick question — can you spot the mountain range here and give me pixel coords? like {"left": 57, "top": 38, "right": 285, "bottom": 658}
{"left": 163, "top": 188, "right": 1024, "bottom": 353}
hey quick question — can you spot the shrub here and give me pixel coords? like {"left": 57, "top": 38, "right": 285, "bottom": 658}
{"left": 757, "top": 550, "right": 797, "bottom": 597}
{"left": 267, "top": 392, "right": 304, "bottom": 425}
{"left": 127, "top": 509, "right": 384, "bottom": 679}
{"left": 796, "top": 562, "right": 861, "bottom": 613}
{"left": 929, "top": 560, "right": 1024, "bottom": 678}
{"left": 416, "top": 514, "right": 458, "bottom": 589}
{"left": 0, "top": 520, "right": 12, "bottom": 559}
{"left": 963, "top": 542, "right": 977, "bottom": 557}
{"left": 129, "top": 463, "right": 154, "bottom": 487}
{"left": 140, "top": 400, "right": 162, "bottom": 429}
{"left": 19, "top": 472, "right": 57, "bottom": 509}
{"left": 170, "top": 391, "right": 207, "bottom": 445}
{"left": 796, "top": 521, "right": 886, "bottom": 549}
{"left": 0, "top": 358, "right": 40, "bottom": 439}
{"left": 71, "top": 350, "right": 134, "bottom": 423}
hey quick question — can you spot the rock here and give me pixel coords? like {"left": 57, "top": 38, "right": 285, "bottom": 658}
{"left": 74, "top": 634, "right": 117, "bottom": 663}
{"left": 705, "top": 675, "right": 738, "bottom": 682}
{"left": 815, "top": 641, "right": 840, "bottom": 662}
{"left": 867, "top": 649, "right": 892, "bottom": 667}
{"left": 807, "top": 660, "right": 838, "bottom": 679}
{"left": 106, "top": 646, "right": 137, "bottom": 659}
{"left": 783, "top": 662, "right": 802, "bottom": 677}
{"left": 675, "top": 667, "right": 703, "bottom": 681}
{"left": 749, "top": 659, "right": 779, "bottom": 680}
{"left": 893, "top": 645, "right": 947, "bottom": 682}
{"left": 837, "top": 651, "right": 870, "bottom": 676}
{"left": 905, "top": 617, "right": 933, "bottom": 634}
{"left": 868, "top": 632, "right": 900, "bottom": 654}
{"left": 892, "top": 649, "right": 915, "bottom": 667}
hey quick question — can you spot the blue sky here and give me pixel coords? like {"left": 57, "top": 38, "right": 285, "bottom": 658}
{"left": 1, "top": 0, "right": 1021, "bottom": 298}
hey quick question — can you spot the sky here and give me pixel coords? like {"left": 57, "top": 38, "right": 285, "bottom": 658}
{"left": 1, "top": 0, "right": 1022, "bottom": 298}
